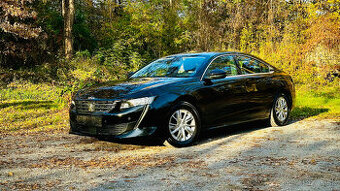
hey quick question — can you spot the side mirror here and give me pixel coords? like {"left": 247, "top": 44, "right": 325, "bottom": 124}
{"left": 127, "top": 72, "right": 134, "bottom": 78}
{"left": 205, "top": 69, "right": 227, "bottom": 80}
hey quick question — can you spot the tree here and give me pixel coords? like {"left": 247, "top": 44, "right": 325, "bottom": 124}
{"left": 62, "top": 0, "right": 75, "bottom": 59}
{"left": 0, "top": 0, "right": 42, "bottom": 67}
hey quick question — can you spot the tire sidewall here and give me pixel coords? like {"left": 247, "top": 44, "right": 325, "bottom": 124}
{"left": 165, "top": 101, "right": 201, "bottom": 147}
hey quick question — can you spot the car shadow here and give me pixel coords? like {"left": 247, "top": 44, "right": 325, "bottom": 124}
{"left": 101, "top": 120, "right": 276, "bottom": 147}
{"left": 99, "top": 135, "right": 165, "bottom": 146}
{"left": 194, "top": 105, "right": 330, "bottom": 146}
{"left": 196, "top": 105, "right": 330, "bottom": 145}
{"left": 196, "top": 120, "right": 271, "bottom": 145}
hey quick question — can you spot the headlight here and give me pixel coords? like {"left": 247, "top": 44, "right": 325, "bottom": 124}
{"left": 120, "top": 97, "right": 155, "bottom": 110}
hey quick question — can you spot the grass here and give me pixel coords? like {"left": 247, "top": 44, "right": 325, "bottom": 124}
{"left": 0, "top": 81, "right": 339, "bottom": 135}
{"left": 291, "top": 85, "right": 340, "bottom": 120}
{"left": 0, "top": 81, "right": 69, "bottom": 135}
{"left": 0, "top": 100, "right": 69, "bottom": 135}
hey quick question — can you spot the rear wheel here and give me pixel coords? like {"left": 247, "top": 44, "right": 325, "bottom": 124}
{"left": 165, "top": 102, "right": 200, "bottom": 147}
{"left": 270, "top": 94, "right": 290, "bottom": 126}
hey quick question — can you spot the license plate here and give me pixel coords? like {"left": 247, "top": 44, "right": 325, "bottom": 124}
{"left": 77, "top": 115, "right": 102, "bottom": 127}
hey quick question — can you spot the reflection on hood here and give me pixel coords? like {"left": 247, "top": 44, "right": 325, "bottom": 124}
{"left": 76, "top": 77, "right": 185, "bottom": 99}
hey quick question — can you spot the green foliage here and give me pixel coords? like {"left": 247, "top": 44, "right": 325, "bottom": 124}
{"left": 2, "top": 0, "right": 339, "bottom": 85}
{"left": 240, "top": 24, "right": 256, "bottom": 53}
{"left": 73, "top": 8, "right": 98, "bottom": 52}
{"left": 50, "top": 48, "right": 144, "bottom": 105}
{"left": 33, "top": 0, "right": 63, "bottom": 54}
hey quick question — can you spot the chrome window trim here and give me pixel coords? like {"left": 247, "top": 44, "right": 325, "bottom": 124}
{"left": 200, "top": 53, "right": 274, "bottom": 81}
{"left": 227, "top": 71, "right": 274, "bottom": 78}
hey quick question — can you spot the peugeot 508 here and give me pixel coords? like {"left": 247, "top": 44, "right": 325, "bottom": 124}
{"left": 69, "top": 52, "right": 295, "bottom": 147}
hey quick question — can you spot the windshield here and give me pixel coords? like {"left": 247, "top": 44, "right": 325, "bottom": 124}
{"left": 131, "top": 56, "right": 207, "bottom": 78}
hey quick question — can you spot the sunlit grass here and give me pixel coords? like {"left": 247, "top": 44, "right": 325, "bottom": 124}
{"left": 0, "top": 81, "right": 63, "bottom": 101}
{"left": 0, "top": 100, "right": 69, "bottom": 134}
{"left": 291, "top": 85, "right": 340, "bottom": 120}
{"left": 0, "top": 81, "right": 69, "bottom": 135}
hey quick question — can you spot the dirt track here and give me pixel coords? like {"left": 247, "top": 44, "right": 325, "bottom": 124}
{"left": 0, "top": 119, "right": 339, "bottom": 190}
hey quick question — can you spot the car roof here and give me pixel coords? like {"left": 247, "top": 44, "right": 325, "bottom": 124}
{"left": 166, "top": 52, "right": 242, "bottom": 58}
{"left": 166, "top": 51, "right": 271, "bottom": 65}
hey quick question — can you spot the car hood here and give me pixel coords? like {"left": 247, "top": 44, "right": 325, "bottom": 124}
{"left": 76, "top": 77, "right": 187, "bottom": 100}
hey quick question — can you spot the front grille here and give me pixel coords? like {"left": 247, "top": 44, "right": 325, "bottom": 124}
{"left": 99, "top": 121, "right": 136, "bottom": 135}
{"left": 105, "top": 123, "right": 128, "bottom": 135}
{"left": 76, "top": 100, "right": 116, "bottom": 114}
{"left": 76, "top": 124, "right": 97, "bottom": 135}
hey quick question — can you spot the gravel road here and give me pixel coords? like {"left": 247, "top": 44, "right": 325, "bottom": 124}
{"left": 0, "top": 119, "right": 339, "bottom": 191}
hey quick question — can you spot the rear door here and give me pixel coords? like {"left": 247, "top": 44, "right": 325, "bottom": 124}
{"left": 235, "top": 55, "right": 275, "bottom": 119}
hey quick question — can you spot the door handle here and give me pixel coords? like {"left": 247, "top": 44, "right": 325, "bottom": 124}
{"left": 245, "top": 79, "right": 252, "bottom": 86}
{"left": 244, "top": 79, "right": 257, "bottom": 92}
{"left": 217, "top": 86, "right": 227, "bottom": 92}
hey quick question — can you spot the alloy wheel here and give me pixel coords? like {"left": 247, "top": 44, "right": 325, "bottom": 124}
{"left": 275, "top": 97, "right": 288, "bottom": 122}
{"left": 169, "top": 109, "right": 196, "bottom": 142}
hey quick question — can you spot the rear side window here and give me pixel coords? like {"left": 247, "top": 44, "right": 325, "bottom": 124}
{"left": 207, "top": 55, "right": 238, "bottom": 76}
{"left": 236, "top": 56, "right": 269, "bottom": 74}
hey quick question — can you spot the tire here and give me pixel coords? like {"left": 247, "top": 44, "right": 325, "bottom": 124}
{"left": 165, "top": 101, "right": 201, "bottom": 147}
{"left": 270, "top": 93, "right": 290, "bottom": 126}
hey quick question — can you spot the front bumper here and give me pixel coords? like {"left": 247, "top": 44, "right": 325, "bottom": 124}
{"left": 69, "top": 105, "right": 157, "bottom": 139}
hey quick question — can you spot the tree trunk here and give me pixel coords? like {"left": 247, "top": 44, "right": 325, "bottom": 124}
{"left": 62, "top": 0, "right": 74, "bottom": 59}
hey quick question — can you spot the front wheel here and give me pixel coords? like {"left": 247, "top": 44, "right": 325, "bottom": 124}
{"left": 165, "top": 102, "right": 201, "bottom": 147}
{"left": 270, "top": 94, "right": 290, "bottom": 126}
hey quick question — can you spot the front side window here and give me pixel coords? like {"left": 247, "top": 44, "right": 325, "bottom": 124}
{"left": 131, "top": 56, "right": 207, "bottom": 78}
{"left": 206, "top": 55, "right": 238, "bottom": 77}
{"left": 237, "top": 56, "right": 269, "bottom": 74}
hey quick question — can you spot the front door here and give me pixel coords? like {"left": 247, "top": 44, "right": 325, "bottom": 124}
{"left": 198, "top": 55, "right": 249, "bottom": 127}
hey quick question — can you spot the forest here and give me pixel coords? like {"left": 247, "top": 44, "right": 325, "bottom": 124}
{"left": 0, "top": 0, "right": 339, "bottom": 133}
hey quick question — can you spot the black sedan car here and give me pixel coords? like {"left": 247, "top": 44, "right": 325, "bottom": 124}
{"left": 70, "top": 52, "right": 295, "bottom": 147}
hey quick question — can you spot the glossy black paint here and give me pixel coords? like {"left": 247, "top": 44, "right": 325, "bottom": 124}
{"left": 69, "top": 52, "right": 295, "bottom": 139}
